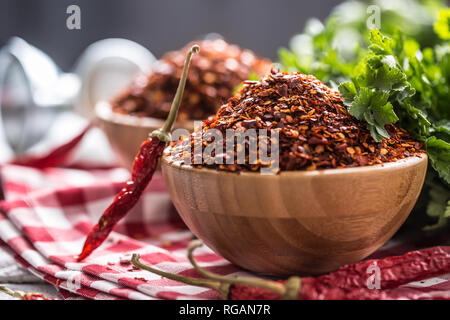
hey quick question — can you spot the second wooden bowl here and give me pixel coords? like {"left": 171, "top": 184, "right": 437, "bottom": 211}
{"left": 95, "top": 101, "right": 195, "bottom": 169}
{"left": 161, "top": 154, "right": 427, "bottom": 276}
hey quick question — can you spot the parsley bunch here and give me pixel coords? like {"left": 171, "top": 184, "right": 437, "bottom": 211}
{"left": 279, "top": 1, "right": 450, "bottom": 229}
{"left": 279, "top": 0, "right": 445, "bottom": 85}
{"left": 339, "top": 28, "right": 449, "bottom": 228}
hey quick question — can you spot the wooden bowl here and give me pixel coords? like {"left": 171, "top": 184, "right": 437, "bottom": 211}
{"left": 161, "top": 154, "right": 428, "bottom": 276}
{"left": 95, "top": 101, "right": 195, "bottom": 169}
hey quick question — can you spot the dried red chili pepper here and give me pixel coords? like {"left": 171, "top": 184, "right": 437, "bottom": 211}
{"left": 300, "top": 246, "right": 450, "bottom": 292}
{"left": 77, "top": 138, "right": 165, "bottom": 260}
{"left": 11, "top": 123, "right": 94, "bottom": 168}
{"left": 77, "top": 45, "right": 200, "bottom": 261}
{"left": 21, "top": 293, "right": 57, "bottom": 300}
{"left": 231, "top": 278, "right": 450, "bottom": 300}
{"left": 295, "top": 246, "right": 450, "bottom": 300}
{"left": 132, "top": 242, "right": 450, "bottom": 300}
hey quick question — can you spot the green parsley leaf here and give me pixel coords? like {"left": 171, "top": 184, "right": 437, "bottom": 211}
{"left": 368, "top": 30, "right": 393, "bottom": 55}
{"left": 338, "top": 81, "right": 357, "bottom": 106}
{"left": 426, "top": 136, "right": 450, "bottom": 184}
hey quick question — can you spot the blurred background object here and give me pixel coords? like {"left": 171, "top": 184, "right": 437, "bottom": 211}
{"left": 0, "top": 37, "right": 155, "bottom": 159}
{"left": 0, "top": 0, "right": 342, "bottom": 69}
{"left": 279, "top": 0, "right": 446, "bottom": 84}
{"left": 73, "top": 38, "right": 156, "bottom": 118}
{"left": 0, "top": 37, "right": 75, "bottom": 157}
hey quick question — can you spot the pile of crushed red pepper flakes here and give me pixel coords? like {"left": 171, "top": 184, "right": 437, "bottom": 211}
{"left": 166, "top": 69, "right": 424, "bottom": 173}
{"left": 111, "top": 38, "right": 271, "bottom": 121}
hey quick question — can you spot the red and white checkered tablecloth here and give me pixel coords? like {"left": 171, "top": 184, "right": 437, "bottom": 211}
{"left": 0, "top": 162, "right": 247, "bottom": 300}
{"left": 0, "top": 126, "right": 448, "bottom": 300}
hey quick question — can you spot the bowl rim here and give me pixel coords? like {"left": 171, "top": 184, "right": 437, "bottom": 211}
{"left": 95, "top": 100, "right": 198, "bottom": 128}
{"left": 161, "top": 152, "right": 427, "bottom": 178}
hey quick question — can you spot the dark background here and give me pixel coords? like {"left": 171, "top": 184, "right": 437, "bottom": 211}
{"left": 0, "top": 0, "right": 342, "bottom": 70}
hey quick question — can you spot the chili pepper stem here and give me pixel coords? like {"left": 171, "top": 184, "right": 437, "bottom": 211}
{"left": 151, "top": 45, "right": 200, "bottom": 144}
{"left": 0, "top": 284, "right": 26, "bottom": 299}
{"left": 187, "top": 240, "right": 301, "bottom": 300}
{"left": 131, "top": 240, "right": 301, "bottom": 300}
{"left": 131, "top": 254, "right": 231, "bottom": 299}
